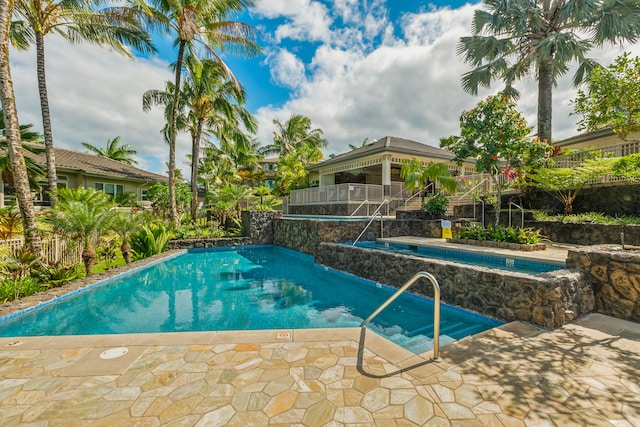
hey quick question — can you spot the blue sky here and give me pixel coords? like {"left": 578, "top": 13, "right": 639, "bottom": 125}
{"left": 10, "top": 0, "right": 640, "bottom": 175}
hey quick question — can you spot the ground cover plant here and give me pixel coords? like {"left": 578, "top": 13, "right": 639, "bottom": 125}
{"left": 532, "top": 211, "right": 640, "bottom": 225}
{"left": 455, "top": 224, "right": 545, "bottom": 244}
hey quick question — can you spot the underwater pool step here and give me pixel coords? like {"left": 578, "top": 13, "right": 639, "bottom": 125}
{"left": 408, "top": 321, "right": 468, "bottom": 338}
{"left": 387, "top": 333, "right": 456, "bottom": 354}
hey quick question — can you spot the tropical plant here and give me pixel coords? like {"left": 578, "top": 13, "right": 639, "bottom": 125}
{"left": 423, "top": 193, "right": 450, "bottom": 216}
{"left": 206, "top": 183, "right": 253, "bottom": 227}
{"left": 81, "top": 136, "right": 138, "bottom": 165}
{"left": 180, "top": 56, "right": 257, "bottom": 222}
{"left": 611, "top": 154, "right": 640, "bottom": 182}
{"left": 348, "top": 138, "right": 371, "bottom": 151}
{"left": 573, "top": 52, "right": 640, "bottom": 141}
{"left": 130, "top": 223, "right": 173, "bottom": 260}
{"left": 46, "top": 187, "right": 114, "bottom": 275}
{"left": 14, "top": 0, "right": 154, "bottom": 206}
{"left": 456, "top": 224, "right": 544, "bottom": 244}
{"left": 0, "top": 207, "right": 22, "bottom": 239}
{"left": 0, "top": 9, "right": 42, "bottom": 256}
{"left": 110, "top": 210, "right": 147, "bottom": 263}
{"left": 96, "top": 242, "right": 118, "bottom": 270}
{"left": 146, "top": 182, "right": 191, "bottom": 219}
{"left": 441, "top": 92, "right": 552, "bottom": 224}
{"left": 31, "top": 262, "right": 79, "bottom": 289}
{"left": 135, "top": 0, "right": 260, "bottom": 228}
{"left": 458, "top": 0, "right": 640, "bottom": 143}
{"left": 400, "top": 157, "right": 457, "bottom": 204}
{"left": 0, "top": 109, "right": 47, "bottom": 189}
{"left": 527, "top": 158, "right": 614, "bottom": 214}
{"left": 261, "top": 114, "right": 327, "bottom": 195}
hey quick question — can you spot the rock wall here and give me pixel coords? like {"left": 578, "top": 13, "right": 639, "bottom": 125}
{"left": 167, "top": 237, "right": 252, "bottom": 250}
{"left": 241, "top": 210, "right": 282, "bottom": 244}
{"left": 567, "top": 245, "right": 640, "bottom": 322}
{"left": 315, "top": 243, "right": 594, "bottom": 328}
{"left": 273, "top": 218, "right": 442, "bottom": 254}
{"left": 526, "top": 222, "right": 640, "bottom": 247}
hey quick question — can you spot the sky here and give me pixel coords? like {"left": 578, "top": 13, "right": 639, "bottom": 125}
{"left": 9, "top": 0, "right": 640, "bottom": 176}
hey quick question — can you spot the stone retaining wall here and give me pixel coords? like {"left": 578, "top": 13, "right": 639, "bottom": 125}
{"left": 567, "top": 245, "right": 640, "bottom": 322}
{"left": 273, "top": 218, "right": 442, "bottom": 255}
{"left": 315, "top": 243, "right": 594, "bottom": 328}
{"left": 526, "top": 222, "right": 640, "bottom": 247}
{"left": 167, "top": 237, "right": 252, "bottom": 250}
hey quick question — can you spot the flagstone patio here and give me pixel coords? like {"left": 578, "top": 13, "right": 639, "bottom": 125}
{"left": 0, "top": 313, "right": 638, "bottom": 426}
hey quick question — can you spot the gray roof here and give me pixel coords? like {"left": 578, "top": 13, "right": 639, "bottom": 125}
{"left": 23, "top": 145, "right": 167, "bottom": 183}
{"left": 309, "top": 136, "right": 458, "bottom": 170}
{"left": 554, "top": 128, "right": 614, "bottom": 147}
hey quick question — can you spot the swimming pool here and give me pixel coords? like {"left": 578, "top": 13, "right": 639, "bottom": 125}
{"left": 352, "top": 241, "right": 565, "bottom": 274}
{"left": 0, "top": 246, "right": 502, "bottom": 354}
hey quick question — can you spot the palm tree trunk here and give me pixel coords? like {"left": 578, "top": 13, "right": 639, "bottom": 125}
{"left": 121, "top": 240, "right": 131, "bottom": 264}
{"left": 190, "top": 119, "right": 203, "bottom": 222}
{"left": 168, "top": 40, "right": 186, "bottom": 228}
{"left": 82, "top": 244, "right": 96, "bottom": 276}
{"left": 537, "top": 57, "right": 553, "bottom": 144}
{"left": 0, "top": 0, "right": 42, "bottom": 257}
{"left": 35, "top": 31, "right": 58, "bottom": 207}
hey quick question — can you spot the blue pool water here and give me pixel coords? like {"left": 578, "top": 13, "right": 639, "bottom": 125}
{"left": 0, "top": 246, "right": 502, "bottom": 353}
{"left": 352, "top": 241, "right": 564, "bottom": 274}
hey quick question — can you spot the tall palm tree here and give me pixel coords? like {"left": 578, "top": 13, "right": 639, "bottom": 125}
{"left": 0, "top": 0, "right": 42, "bottom": 256}
{"left": 181, "top": 55, "right": 256, "bottom": 221}
{"left": 261, "top": 113, "right": 327, "bottom": 196}
{"left": 47, "top": 187, "right": 114, "bottom": 275}
{"left": 458, "top": 0, "right": 640, "bottom": 143}
{"left": 262, "top": 113, "right": 327, "bottom": 157}
{"left": 133, "top": 0, "right": 260, "bottom": 227}
{"left": 14, "top": 0, "right": 154, "bottom": 206}
{"left": 81, "top": 136, "right": 138, "bottom": 165}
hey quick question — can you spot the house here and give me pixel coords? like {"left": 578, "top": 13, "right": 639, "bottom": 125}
{"left": 257, "top": 157, "right": 278, "bottom": 190}
{"left": 288, "top": 136, "right": 476, "bottom": 215}
{"left": 555, "top": 129, "right": 640, "bottom": 157}
{"left": 0, "top": 146, "right": 167, "bottom": 208}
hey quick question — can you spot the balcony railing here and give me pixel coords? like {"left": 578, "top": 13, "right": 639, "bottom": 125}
{"left": 289, "top": 182, "right": 408, "bottom": 206}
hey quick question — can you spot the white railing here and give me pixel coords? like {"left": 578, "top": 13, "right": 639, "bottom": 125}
{"left": 552, "top": 140, "right": 640, "bottom": 168}
{"left": 290, "top": 183, "right": 379, "bottom": 205}
{"left": 0, "top": 237, "right": 82, "bottom": 266}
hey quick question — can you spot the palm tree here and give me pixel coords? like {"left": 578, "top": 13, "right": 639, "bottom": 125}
{"left": 348, "top": 138, "right": 370, "bottom": 151}
{"left": 261, "top": 114, "right": 327, "bottom": 195}
{"left": 262, "top": 113, "right": 327, "bottom": 157}
{"left": 110, "top": 210, "right": 146, "bottom": 263}
{"left": 458, "top": 0, "right": 640, "bottom": 143}
{"left": 0, "top": 2, "right": 42, "bottom": 256}
{"left": 14, "top": 0, "right": 154, "bottom": 206}
{"left": 81, "top": 136, "right": 138, "bottom": 165}
{"left": 0, "top": 110, "right": 47, "bottom": 189}
{"left": 46, "top": 187, "right": 114, "bottom": 275}
{"left": 133, "top": 0, "right": 260, "bottom": 228}
{"left": 400, "top": 157, "right": 457, "bottom": 204}
{"left": 181, "top": 55, "right": 256, "bottom": 222}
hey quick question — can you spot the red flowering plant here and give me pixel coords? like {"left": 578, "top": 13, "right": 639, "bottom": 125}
{"left": 441, "top": 92, "right": 552, "bottom": 225}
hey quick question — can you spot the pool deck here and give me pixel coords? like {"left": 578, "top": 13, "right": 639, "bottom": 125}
{"left": 1, "top": 314, "right": 639, "bottom": 426}
{"left": 377, "top": 237, "right": 572, "bottom": 265}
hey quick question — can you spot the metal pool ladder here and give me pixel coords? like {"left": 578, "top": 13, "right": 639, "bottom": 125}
{"left": 360, "top": 272, "right": 442, "bottom": 362}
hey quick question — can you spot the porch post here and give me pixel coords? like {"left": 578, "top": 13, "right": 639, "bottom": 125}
{"left": 382, "top": 155, "right": 391, "bottom": 196}
{"left": 0, "top": 174, "right": 3, "bottom": 208}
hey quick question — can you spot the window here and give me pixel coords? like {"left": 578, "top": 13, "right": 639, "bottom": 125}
{"left": 140, "top": 189, "right": 148, "bottom": 201}
{"left": 95, "top": 182, "right": 124, "bottom": 198}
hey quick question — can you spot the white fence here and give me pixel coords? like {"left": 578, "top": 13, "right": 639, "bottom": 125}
{"left": 0, "top": 237, "right": 82, "bottom": 266}
{"left": 289, "top": 182, "right": 409, "bottom": 206}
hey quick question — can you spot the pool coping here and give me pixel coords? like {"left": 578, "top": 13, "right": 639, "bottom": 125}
{"left": 377, "top": 236, "right": 568, "bottom": 266}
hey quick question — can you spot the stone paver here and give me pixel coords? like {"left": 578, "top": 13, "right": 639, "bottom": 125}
{"left": 0, "top": 313, "right": 638, "bottom": 425}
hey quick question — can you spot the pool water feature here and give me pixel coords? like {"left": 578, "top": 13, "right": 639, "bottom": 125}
{"left": 0, "top": 246, "right": 502, "bottom": 354}
{"left": 353, "top": 241, "right": 564, "bottom": 275}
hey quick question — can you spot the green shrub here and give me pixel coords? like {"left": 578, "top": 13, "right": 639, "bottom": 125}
{"left": 32, "top": 262, "right": 80, "bottom": 289}
{"left": 0, "top": 276, "right": 41, "bottom": 303}
{"left": 423, "top": 193, "right": 449, "bottom": 216}
{"left": 455, "top": 224, "right": 544, "bottom": 244}
{"left": 131, "top": 223, "right": 173, "bottom": 260}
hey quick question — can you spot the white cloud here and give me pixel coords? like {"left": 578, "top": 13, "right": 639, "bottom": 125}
{"left": 253, "top": 0, "right": 333, "bottom": 43}
{"left": 254, "top": 3, "right": 640, "bottom": 158}
{"left": 10, "top": 35, "right": 190, "bottom": 176}
{"left": 266, "top": 48, "right": 307, "bottom": 88}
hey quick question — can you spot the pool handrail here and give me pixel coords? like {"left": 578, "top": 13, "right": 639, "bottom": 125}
{"left": 352, "top": 199, "right": 388, "bottom": 245}
{"left": 350, "top": 199, "right": 369, "bottom": 216}
{"left": 360, "top": 271, "right": 442, "bottom": 362}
